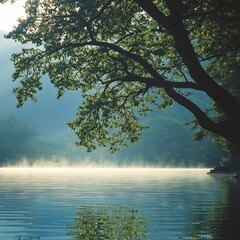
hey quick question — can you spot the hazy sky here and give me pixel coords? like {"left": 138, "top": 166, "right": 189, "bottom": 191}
{"left": 0, "top": 0, "right": 26, "bottom": 32}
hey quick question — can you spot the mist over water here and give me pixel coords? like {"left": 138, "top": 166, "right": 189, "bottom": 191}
{"left": 1, "top": 156, "right": 213, "bottom": 169}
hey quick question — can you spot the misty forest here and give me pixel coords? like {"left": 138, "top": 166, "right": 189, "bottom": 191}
{"left": 2, "top": 0, "right": 240, "bottom": 169}
{"left": 0, "top": 32, "right": 224, "bottom": 168}
{"left": 0, "top": 29, "right": 223, "bottom": 167}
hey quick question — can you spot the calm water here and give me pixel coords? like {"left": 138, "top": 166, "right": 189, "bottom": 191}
{"left": 0, "top": 168, "right": 240, "bottom": 240}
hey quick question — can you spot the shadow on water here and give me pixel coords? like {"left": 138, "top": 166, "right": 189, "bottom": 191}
{"left": 184, "top": 176, "right": 240, "bottom": 240}
{"left": 66, "top": 205, "right": 147, "bottom": 240}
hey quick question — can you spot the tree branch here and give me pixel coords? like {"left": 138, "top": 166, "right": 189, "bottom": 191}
{"left": 134, "top": 0, "right": 171, "bottom": 30}
{"left": 90, "top": 0, "right": 114, "bottom": 23}
{"left": 163, "top": 85, "right": 240, "bottom": 145}
{"left": 135, "top": 0, "right": 240, "bottom": 123}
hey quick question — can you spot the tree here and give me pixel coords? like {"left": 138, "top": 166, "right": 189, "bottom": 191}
{"left": 209, "top": 60, "right": 240, "bottom": 167}
{"left": 6, "top": 0, "right": 240, "bottom": 152}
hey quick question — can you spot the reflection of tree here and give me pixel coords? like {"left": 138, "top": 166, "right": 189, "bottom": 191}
{"left": 67, "top": 205, "right": 147, "bottom": 240}
{"left": 185, "top": 177, "right": 240, "bottom": 240}
{"left": 187, "top": 220, "right": 211, "bottom": 240}
{"left": 210, "top": 178, "right": 240, "bottom": 240}
{"left": 15, "top": 236, "right": 40, "bottom": 240}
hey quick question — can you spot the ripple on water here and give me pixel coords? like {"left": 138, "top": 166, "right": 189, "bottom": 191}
{"left": 0, "top": 168, "right": 239, "bottom": 240}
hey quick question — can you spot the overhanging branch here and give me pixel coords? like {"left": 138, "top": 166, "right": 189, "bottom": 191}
{"left": 135, "top": 0, "right": 240, "bottom": 123}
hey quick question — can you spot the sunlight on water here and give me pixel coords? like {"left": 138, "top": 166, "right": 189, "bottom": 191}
{"left": 0, "top": 167, "right": 239, "bottom": 240}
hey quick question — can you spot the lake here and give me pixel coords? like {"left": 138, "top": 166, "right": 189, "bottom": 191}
{"left": 0, "top": 168, "right": 239, "bottom": 240}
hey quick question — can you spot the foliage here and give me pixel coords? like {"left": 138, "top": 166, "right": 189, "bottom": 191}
{"left": 6, "top": 0, "right": 240, "bottom": 151}
{"left": 0, "top": 0, "right": 13, "bottom": 3}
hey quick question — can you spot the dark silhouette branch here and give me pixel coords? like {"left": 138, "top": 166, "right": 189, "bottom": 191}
{"left": 164, "top": 85, "right": 240, "bottom": 146}
{"left": 135, "top": 0, "right": 240, "bottom": 124}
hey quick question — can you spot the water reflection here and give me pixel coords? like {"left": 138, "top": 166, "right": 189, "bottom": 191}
{"left": 0, "top": 168, "right": 239, "bottom": 240}
{"left": 15, "top": 236, "right": 40, "bottom": 240}
{"left": 67, "top": 205, "right": 147, "bottom": 240}
{"left": 185, "top": 176, "right": 240, "bottom": 240}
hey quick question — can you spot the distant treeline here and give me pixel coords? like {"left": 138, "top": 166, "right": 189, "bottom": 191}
{"left": 0, "top": 116, "right": 39, "bottom": 163}
{"left": 0, "top": 114, "right": 223, "bottom": 167}
{"left": 118, "top": 115, "right": 223, "bottom": 167}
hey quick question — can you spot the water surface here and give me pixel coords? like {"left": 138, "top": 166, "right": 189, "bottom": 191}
{"left": 0, "top": 168, "right": 239, "bottom": 240}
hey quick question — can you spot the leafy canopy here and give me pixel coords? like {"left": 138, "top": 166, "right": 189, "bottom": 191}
{"left": 6, "top": 0, "right": 240, "bottom": 151}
